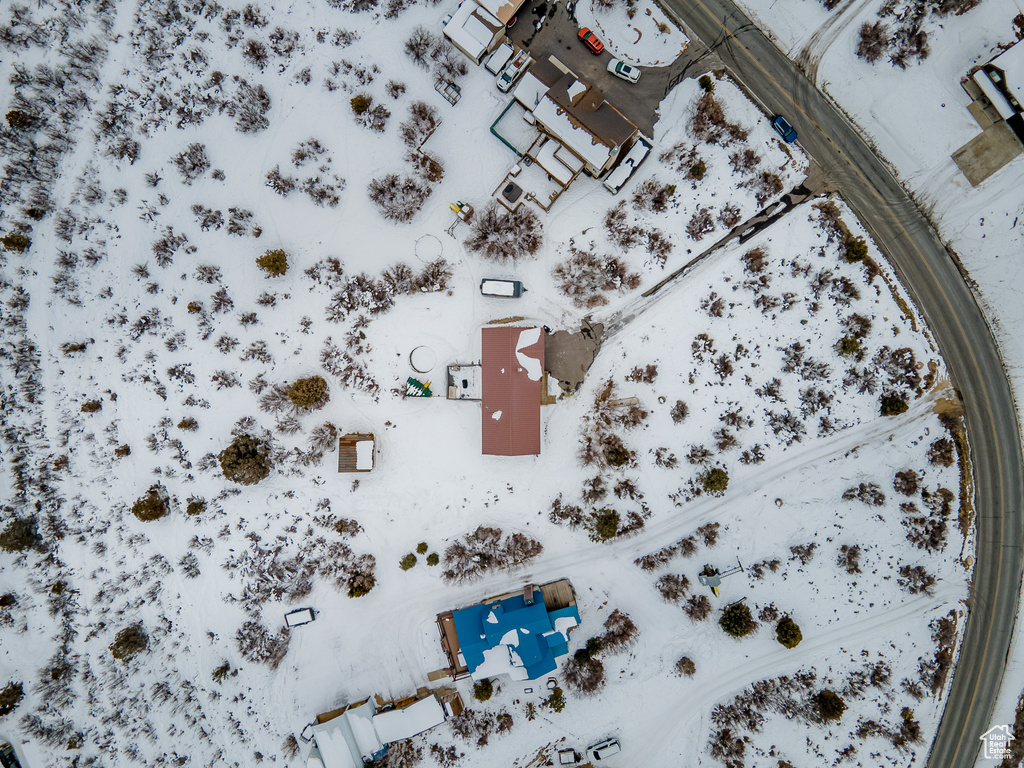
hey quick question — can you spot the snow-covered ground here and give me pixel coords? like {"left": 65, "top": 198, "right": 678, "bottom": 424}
{"left": 0, "top": 0, "right": 973, "bottom": 766}
{"left": 715, "top": 0, "right": 1024, "bottom": 756}
{"left": 577, "top": 0, "right": 689, "bottom": 66}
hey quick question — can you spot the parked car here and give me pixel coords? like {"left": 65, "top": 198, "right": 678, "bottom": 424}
{"left": 602, "top": 135, "right": 651, "bottom": 193}
{"left": 497, "top": 49, "right": 532, "bottom": 92}
{"left": 578, "top": 28, "right": 604, "bottom": 54}
{"left": 480, "top": 279, "right": 525, "bottom": 298}
{"left": 586, "top": 737, "right": 621, "bottom": 761}
{"left": 771, "top": 114, "right": 798, "bottom": 143}
{"left": 284, "top": 607, "right": 316, "bottom": 627}
{"left": 0, "top": 743, "right": 23, "bottom": 768}
{"left": 607, "top": 59, "right": 640, "bottom": 83}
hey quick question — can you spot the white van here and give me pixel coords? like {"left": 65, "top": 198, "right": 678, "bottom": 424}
{"left": 485, "top": 42, "right": 515, "bottom": 75}
{"left": 480, "top": 279, "right": 524, "bottom": 298}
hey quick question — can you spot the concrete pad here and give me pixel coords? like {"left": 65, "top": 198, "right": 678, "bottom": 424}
{"left": 544, "top": 320, "right": 604, "bottom": 393}
{"left": 952, "top": 122, "right": 1023, "bottom": 187}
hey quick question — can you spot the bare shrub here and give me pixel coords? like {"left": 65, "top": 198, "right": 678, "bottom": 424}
{"left": 842, "top": 482, "right": 886, "bottom": 506}
{"left": 400, "top": 101, "right": 439, "bottom": 148}
{"left": 898, "top": 565, "right": 936, "bottom": 595}
{"left": 718, "top": 203, "right": 742, "bottom": 228}
{"left": 236, "top": 621, "right": 290, "bottom": 668}
{"left": 837, "top": 544, "right": 863, "bottom": 574}
{"left": 441, "top": 526, "right": 542, "bottom": 583}
{"left": 633, "top": 178, "right": 676, "bottom": 212}
{"left": 404, "top": 26, "right": 435, "bottom": 67}
{"left": 553, "top": 247, "right": 640, "bottom": 308}
{"left": 684, "top": 594, "right": 712, "bottom": 621}
{"left": 671, "top": 400, "right": 689, "bottom": 423}
{"left": 676, "top": 657, "right": 696, "bottom": 677}
{"left": 790, "top": 543, "right": 817, "bottom": 565}
{"left": 564, "top": 655, "right": 606, "bottom": 695}
{"left": 687, "top": 207, "right": 715, "bottom": 240}
{"left": 464, "top": 203, "right": 542, "bottom": 261}
{"left": 656, "top": 574, "right": 690, "bottom": 603}
{"left": 856, "top": 21, "right": 890, "bottom": 63}
{"left": 367, "top": 174, "right": 431, "bottom": 222}
{"left": 893, "top": 470, "right": 920, "bottom": 496}
{"left": 605, "top": 202, "right": 643, "bottom": 248}
{"left": 691, "top": 92, "right": 747, "bottom": 145}
{"left": 173, "top": 143, "right": 210, "bottom": 184}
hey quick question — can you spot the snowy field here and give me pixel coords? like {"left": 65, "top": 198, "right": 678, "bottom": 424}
{"left": 706, "top": 0, "right": 1024, "bottom": 756}
{"left": 0, "top": 0, "right": 973, "bottom": 766}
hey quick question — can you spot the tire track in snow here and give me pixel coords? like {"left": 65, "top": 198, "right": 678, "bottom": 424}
{"left": 631, "top": 583, "right": 963, "bottom": 766}
{"left": 360, "top": 391, "right": 945, "bottom": 665}
{"left": 793, "top": 0, "right": 875, "bottom": 86}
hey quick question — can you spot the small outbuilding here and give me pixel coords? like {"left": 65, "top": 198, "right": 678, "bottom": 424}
{"left": 338, "top": 433, "right": 374, "bottom": 473}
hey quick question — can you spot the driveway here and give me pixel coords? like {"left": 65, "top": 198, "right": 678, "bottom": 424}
{"left": 505, "top": 1, "right": 714, "bottom": 136}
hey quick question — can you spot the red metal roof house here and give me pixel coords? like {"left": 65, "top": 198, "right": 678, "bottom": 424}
{"left": 481, "top": 327, "right": 544, "bottom": 456}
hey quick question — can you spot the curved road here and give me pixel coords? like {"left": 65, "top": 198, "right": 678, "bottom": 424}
{"left": 652, "top": 0, "right": 1024, "bottom": 765}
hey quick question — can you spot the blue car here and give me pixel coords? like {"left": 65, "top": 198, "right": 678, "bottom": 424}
{"left": 771, "top": 115, "right": 797, "bottom": 143}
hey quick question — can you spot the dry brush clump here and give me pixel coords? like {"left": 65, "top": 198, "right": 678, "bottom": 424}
{"left": 449, "top": 708, "right": 514, "bottom": 747}
{"left": 236, "top": 621, "right": 290, "bottom": 668}
{"left": 464, "top": 203, "right": 542, "bottom": 262}
{"left": 368, "top": 174, "right": 432, "bottom": 222}
{"left": 554, "top": 247, "right": 641, "bottom": 309}
{"left": 441, "top": 526, "right": 542, "bottom": 583}
{"left": 223, "top": 527, "right": 377, "bottom": 611}
{"left": 691, "top": 91, "right": 748, "bottom": 146}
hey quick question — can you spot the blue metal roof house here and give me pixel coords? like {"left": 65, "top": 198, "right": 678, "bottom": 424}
{"left": 451, "top": 586, "right": 581, "bottom": 681}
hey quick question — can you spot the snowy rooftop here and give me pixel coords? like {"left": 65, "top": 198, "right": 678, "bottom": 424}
{"left": 451, "top": 588, "right": 579, "bottom": 681}
{"left": 532, "top": 97, "right": 614, "bottom": 170}
{"left": 476, "top": 0, "right": 526, "bottom": 24}
{"left": 531, "top": 137, "right": 584, "bottom": 186}
{"left": 990, "top": 39, "right": 1024, "bottom": 106}
{"left": 371, "top": 696, "right": 446, "bottom": 743}
{"left": 481, "top": 327, "right": 545, "bottom": 455}
{"left": 443, "top": 0, "right": 502, "bottom": 62}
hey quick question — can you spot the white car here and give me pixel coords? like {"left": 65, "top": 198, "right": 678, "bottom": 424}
{"left": 607, "top": 59, "right": 641, "bottom": 83}
{"left": 587, "top": 738, "right": 621, "bottom": 761}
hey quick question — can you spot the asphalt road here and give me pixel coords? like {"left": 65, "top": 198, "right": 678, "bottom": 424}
{"left": 653, "top": 0, "right": 1024, "bottom": 765}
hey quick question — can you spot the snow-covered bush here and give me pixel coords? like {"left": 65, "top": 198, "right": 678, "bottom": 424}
{"left": 173, "top": 142, "right": 209, "bottom": 184}
{"left": 236, "top": 621, "right": 290, "bottom": 669}
{"left": 464, "top": 203, "right": 542, "bottom": 262}
{"left": 553, "top": 247, "right": 640, "bottom": 309}
{"left": 441, "top": 526, "right": 543, "bottom": 583}
{"left": 367, "top": 174, "right": 430, "bottom": 222}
